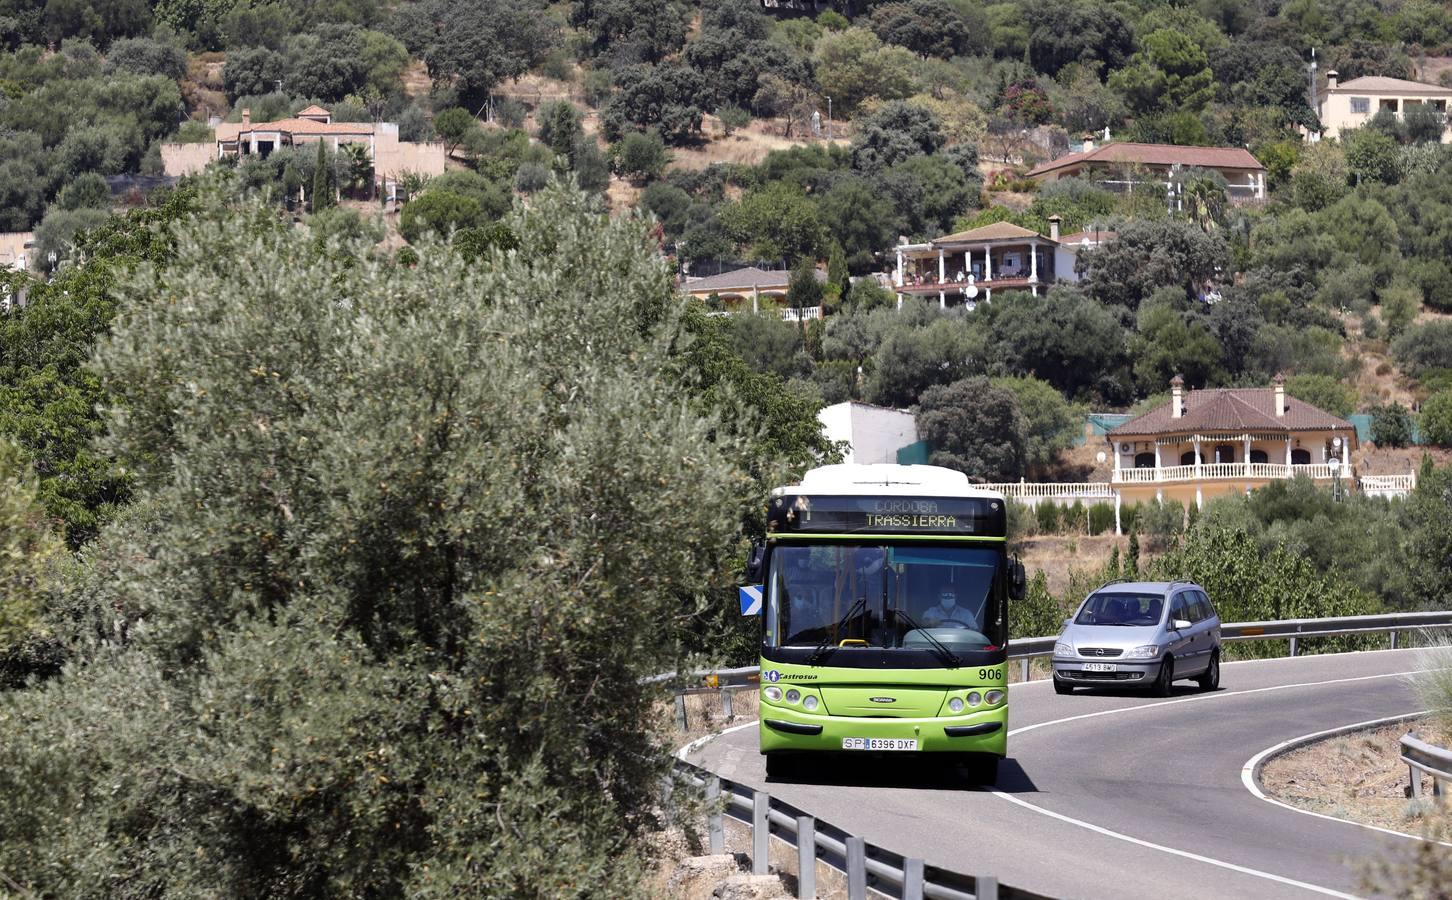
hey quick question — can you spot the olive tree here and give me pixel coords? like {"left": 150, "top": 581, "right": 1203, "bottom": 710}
{"left": 0, "top": 184, "right": 752, "bottom": 897}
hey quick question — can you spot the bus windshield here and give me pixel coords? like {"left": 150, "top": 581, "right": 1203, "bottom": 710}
{"left": 766, "top": 543, "right": 1004, "bottom": 652}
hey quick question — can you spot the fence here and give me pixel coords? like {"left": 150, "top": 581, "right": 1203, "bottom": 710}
{"left": 1402, "top": 731, "right": 1452, "bottom": 802}
{"left": 672, "top": 759, "right": 1047, "bottom": 900}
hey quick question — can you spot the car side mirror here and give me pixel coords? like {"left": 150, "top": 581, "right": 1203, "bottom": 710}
{"left": 1172, "top": 619, "right": 1191, "bottom": 631}
{"left": 745, "top": 541, "right": 766, "bottom": 583}
{"left": 1063, "top": 617, "right": 1073, "bottom": 627}
{"left": 1010, "top": 560, "right": 1026, "bottom": 600}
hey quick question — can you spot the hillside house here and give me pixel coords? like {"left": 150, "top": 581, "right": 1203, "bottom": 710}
{"left": 1317, "top": 72, "right": 1452, "bottom": 142}
{"left": 1026, "top": 141, "right": 1268, "bottom": 203}
{"left": 161, "top": 105, "right": 447, "bottom": 199}
{"left": 680, "top": 266, "right": 827, "bottom": 320}
{"left": 892, "top": 217, "right": 1110, "bottom": 308}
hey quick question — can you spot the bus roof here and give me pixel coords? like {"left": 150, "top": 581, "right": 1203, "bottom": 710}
{"left": 773, "top": 464, "right": 1006, "bottom": 502}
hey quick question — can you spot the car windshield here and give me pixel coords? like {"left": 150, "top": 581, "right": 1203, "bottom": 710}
{"left": 1074, "top": 592, "right": 1165, "bottom": 626}
{"left": 766, "top": 543, "right": 1003, "bottom": 651}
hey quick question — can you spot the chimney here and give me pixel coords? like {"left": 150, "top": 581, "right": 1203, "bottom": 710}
{"left": 1170, "top": 374, "right": 1184, "bottom": 419}
{"left": 1273, "top": 373, "right": 1286, "bottom": 418}
{"left": 1326, "top": 70, "right": 1338, "bottom": 90}
{"left": 1047, "top": 215, "right": 1061, "bottom": 241}
{"left": 241, "top": 107, "right": 251, "bottom": 126}
{"left": 1081, "top": 136, "right": 1095, "bottom": 152}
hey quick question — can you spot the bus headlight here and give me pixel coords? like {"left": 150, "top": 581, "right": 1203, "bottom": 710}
{"left": 984, "top": 690, "right": 1005, "bottom": 706}
{"left": 1127, "top": 645, "right": 1160, "bottom": 658}
{"left": 785, "top": 689, "right": 801, "bottom": 703}
{"left": 764, "top": 686, "right": 782, "bottom": 702}
{"left": 1054, "top": 642, "right": 1074, "bottom": 658}
{"left": 947, "top": 697, "right": 965, "bottom": 713}
{"left": 802, "top": 695, "right": 819, "bottom": 711}
{"left": 966, "top": 691, "right": 982, "bottom": 708}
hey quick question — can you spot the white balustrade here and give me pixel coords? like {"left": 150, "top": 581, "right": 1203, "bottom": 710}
{"left": 1110, "top": 462, "right": 1351, "bottom": 484}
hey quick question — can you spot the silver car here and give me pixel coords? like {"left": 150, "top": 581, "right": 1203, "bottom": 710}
{"left": 1051, "top": 581, "right": 1221, "bottom": 696}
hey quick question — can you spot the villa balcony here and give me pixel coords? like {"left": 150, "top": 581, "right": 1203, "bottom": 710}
{"left": 1111, "top": 462, "right": 1349, "bottom": 484}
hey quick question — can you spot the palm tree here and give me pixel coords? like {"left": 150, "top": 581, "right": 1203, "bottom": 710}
{"left": 1175, "top": 167, "right": 1229, "bottom": 233}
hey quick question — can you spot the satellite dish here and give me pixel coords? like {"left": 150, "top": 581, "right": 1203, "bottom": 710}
{"left": 1328, "top": 457, "right": 1341, "bottom": 472}
{"left": 964, "top": 285, "right": 979, "bottom": 299}
{"left": 1119, "top": 443, "right": 1130, "bottom": 453}
{"left": 1096, "top": 451, "right": 1107, "bottom": 464}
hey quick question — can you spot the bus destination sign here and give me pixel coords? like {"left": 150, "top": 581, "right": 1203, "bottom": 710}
{"left": 767, "top": 494, "right": 1006, "bottom": 537}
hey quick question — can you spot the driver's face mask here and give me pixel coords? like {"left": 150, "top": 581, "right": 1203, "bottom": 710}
{"left": 939, "top": 593, "right": 956, "bottom": 610}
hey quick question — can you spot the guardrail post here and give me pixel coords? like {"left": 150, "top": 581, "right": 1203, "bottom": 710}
{"left": 846, "top": 836, "right": 866, "bottom": 900}
{"left": 976, "top": 873, "right": 999, "bottom": 900}
{"left": 707, "top": 777, "right": 724, "bottom": 854}
{"left": 753, "top": 791, "right": 770, "bottom": 876}
{"left": 1019, "top": 657, "right": 1029, "bottom": 682}
{"left": 903, "top": 857, "right": 924, "bottom": 900}
{"left": 1390, "top": 630, "right": 1399, "bottom": 650}
{"left": 1410, "top": 765, "right": 1423, "bottom": 800}
{"left": 674, "top": 693, "right": 688, "bottom": 731}
{"left": 796, "top": 816, "right": 816, "bottom": 899}
{"left": 1288, "top": 636, "right": 1299, "bottom": 657}
{"left": 721, "top": 688, "right": 734, "bottom": 723}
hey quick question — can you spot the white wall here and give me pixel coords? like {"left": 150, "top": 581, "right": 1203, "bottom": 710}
{"left": 818, "top": 402, "right": 918, "bottom": 465}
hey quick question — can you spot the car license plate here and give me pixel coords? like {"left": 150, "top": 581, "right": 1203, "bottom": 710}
{"left": 1083, "top": 663, "right": 1117, "bottom": 672}
{"left": 842, "top": 738, "right": 918, "bottom": 751}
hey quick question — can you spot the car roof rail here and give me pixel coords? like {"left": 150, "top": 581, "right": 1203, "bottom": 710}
{"left": 1093, "top": 578, "right": 1131, "bottom": 593}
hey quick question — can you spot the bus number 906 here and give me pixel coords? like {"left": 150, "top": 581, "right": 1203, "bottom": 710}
{"left": 977, "top": 668, "right": 1003, "bottom": 682}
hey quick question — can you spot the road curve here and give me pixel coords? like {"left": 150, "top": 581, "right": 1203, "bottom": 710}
{"left": 687, "top": 649, "right": 1431, "bottom": 899}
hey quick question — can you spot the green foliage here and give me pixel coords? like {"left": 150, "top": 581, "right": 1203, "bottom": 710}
{"left": 1395, "top": 320, "right": 1452, "bottom": 375}
{"left": 599, "top": 61, "right": 705, "bottom": 145}
{"left": 1109, "top": 29, "right": 1216, "bottom": 115}
{"left": 0, "top": 438, "right": 62, "bottom": 680}
{"left": 1024, "top": 0, "right": 1134, "bottom": 77}
{"left": 431, "top": 107, "right": 477, "bottom": 156}
{"left": 1285, "top": 374, "right": 1357, "bottom": 418}
{"left": 1370, "top": 401, "right": 1414, "bottom": 448}
{"left": 310, "top": 138, "right": 334, "bottom": 211}
{"left": 1344, "top": 126, "right": 1401, "bottom": 185}
{"left": 867, "top": 313, "right": 984, "bottom": 406}
{"left": 1078, "top": 218, "right": 1229, "bottom": 312}
{"left": 608, "top": 129, "right": 669, "bottom": 184}
{"left": 1419, "top": 390, "right": 1452, "bottom": 447}
{"left": 850, "top": 100, "right": 944, "bottom": 175}
{"left": 813, "top": 27, "right": 917, "bottom": 113}
{"left": 719, "top": 181, "right": 826, "bottom": 263}
{"left": 1405, "top": 463, "right": 1452, "bottom": 609}
{"left": 785, "top": 261, "right": 824, "bottom": 314}
{"left": 409, "top": 0, "right": 557, "bottom": 108}
{"left": 992, "top": 376, "right": 1083, "bottom": 470}
{"left": 537, "top": 100, "right": 584, "bottom": 160}
{"left": 986, "top": 286, "right": 1132, "bottom": 404}
{"left": 917, "top": 376, "right": 1026, "bottom": 481}
{"left": 0, "top": 183, "right": 774, "bottom": 895}
{"left": 1012, "top": 569, "right": 1068, "bottom": 640}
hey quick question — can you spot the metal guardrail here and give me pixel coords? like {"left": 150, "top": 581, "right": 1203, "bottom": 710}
{"left": 672, "top": 758, "right": 1048, "bottom": 900}
{"left": 673, "top": 611, "right": 1452, "bottom": 727}
{"left": 1401, "top": 731, "right": 1452, "bottom": 802}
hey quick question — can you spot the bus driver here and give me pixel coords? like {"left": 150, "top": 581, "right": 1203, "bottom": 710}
{"left": 923, "top": 587, "right": 972, "bottom": 628}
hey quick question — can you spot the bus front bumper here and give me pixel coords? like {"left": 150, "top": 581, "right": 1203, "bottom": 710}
{"left": 758, "top": 705, "right": 1007, "bottom": 757}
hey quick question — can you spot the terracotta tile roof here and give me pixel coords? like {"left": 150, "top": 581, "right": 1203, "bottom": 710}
{"left": 682, "top": 266, "right": 824, "bottom": 294}
{"left": 1027, "top": 142, "right": 1266, "bottom": 179}
{"left": 297, "top": 104, "right": 331, "bottom": 117}
{"left": 217, "top": 118, "right": 376, "bottom": 141}
{"left": 1108, "top": 388, "right": 1355, "bottom": 439}
{"left": 931, "top": 222, "right": 1045, "bottom": 244}
{"left": 1329, "top": 75, "right": 1452, "bottom": 96}
{"left": 1058, "top": 230, "right": 1117, "bottom": 245}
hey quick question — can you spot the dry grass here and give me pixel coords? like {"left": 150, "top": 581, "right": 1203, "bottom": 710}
{"left": 1017, "top": 534, "right": 1125, "bottom": 597}
{"left": 1260, "top": 717, "right": 1452, "bottom": 833}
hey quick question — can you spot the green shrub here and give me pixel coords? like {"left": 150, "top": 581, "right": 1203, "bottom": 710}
{"left": 1371, "top": 401, "right": 1415, "bottom": 447}
{"left": 1064, "top": 500, "right": 1086, "bottom": 534}
{"left": 1088, "top": 502, "right": 1115, "bottom": 536}
{"left": 1420, "top": 390, "right": 1452, "bottom": 447}
{"left": 1036, "top": 501, "right": 1062, "bottom": 534}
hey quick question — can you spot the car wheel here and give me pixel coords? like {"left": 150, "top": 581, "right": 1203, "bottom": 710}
{"left": 959, "top": 754, "right": 998, "bottom": 785}
{"left": 1196, "top": 650, "right": 1220, "bottom": 691}
{"left": 1054, "top": 676, "right": 1075, "bottom": 695}
{"left": 765, "top": 753, "right": 796, "bottom": 779}
{"left": 1152, "top": 656, "right": 1174, "bottom": 697}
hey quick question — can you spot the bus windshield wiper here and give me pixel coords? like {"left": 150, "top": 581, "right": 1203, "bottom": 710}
{"left": 808, "top": 596, "right": 867, "bottom": 665}
{"left": 893, "top": 608, "right": 961, "bottom": 668}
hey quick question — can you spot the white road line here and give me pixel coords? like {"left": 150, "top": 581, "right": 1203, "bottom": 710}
{"left": 676, "top": 719, "right": 757, "bottom": 761}
{"left": 989, "top": 790, "right": 1361, "bottom": 899}
{"left": 991, "top": 669, "right": 1427, "bottom": 898}
{"left": 1010, "top": 669, "right": 1423, "bottom": 737}
{"left": 1240, "top": 710, "right": 1452, "bottom": 847}
{"left": 1009, "top": 647, "right": 1421, "bottom": 688}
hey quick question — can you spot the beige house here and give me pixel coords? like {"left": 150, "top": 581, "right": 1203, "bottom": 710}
{"left": 0, "top": 231, "right": 35, "bottom": 272}
{"left": 1026, "top": 141, "right": 1268, "bottom": 202}
{"left": 1317, "top": 72, "right": 1452, "bottom": 142}
{"left": 680, "top": 266, "right": 826, "bottom": 320}
{"left": 161, "top": 105, "right": 447, "bottom": 197}
{"left": 1106, "top": 375, "right": 1359, "bottom": 514}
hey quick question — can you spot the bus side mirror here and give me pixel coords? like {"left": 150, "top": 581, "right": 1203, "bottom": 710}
{"left": 745, "top": 542, "right": 766, "bottom": 583}
{"left": 1010, "top": 560, "right": 1026, "bottom": 600}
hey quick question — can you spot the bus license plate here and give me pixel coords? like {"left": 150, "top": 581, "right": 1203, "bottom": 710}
{"left": 1083, "top": 663, "right": 1117, "bottom": 672}
{"left": 842, "top": 738, "right": 918, "bottom": 751}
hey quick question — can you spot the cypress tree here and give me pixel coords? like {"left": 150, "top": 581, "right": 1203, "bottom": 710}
{"left": 311, "top": 140, "right": 334, "bottom": 211}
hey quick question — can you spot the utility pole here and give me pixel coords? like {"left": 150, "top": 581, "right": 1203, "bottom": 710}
{"left": 827, "top": 96, "right": 832, "bottom": 141}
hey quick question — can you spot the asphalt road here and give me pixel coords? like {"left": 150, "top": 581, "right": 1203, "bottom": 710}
{"left": 687, "top": 649, "right": 1432, "bottom": 899}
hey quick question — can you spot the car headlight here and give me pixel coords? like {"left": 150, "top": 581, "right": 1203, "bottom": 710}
{"left": 947, "top": 697, "right": 965, "bottom": 713}
{"left": 802, "top": 695, "right": 819, "bottom": 711}
{"left": 785, "top": 688, "right": 801, "bottom": 703}
{"left": 966, "top": 691, "right": 982, "bottom": 707}
{"left": 1127, "top": 645, "right": 1161, "bottom": 658}
{"left": 763, "top": 686, "right": 782, "bottom": 702}
{"left": 984, "top": 689, "right": 1005, "bottom": 706}
{"left": 1054, "top": 642, "right": 1074, "bottom": 658}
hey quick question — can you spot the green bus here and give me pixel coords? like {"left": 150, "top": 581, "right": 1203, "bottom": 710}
{"left": 746, "top": 464, "right": 1024, "bottom": 783}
